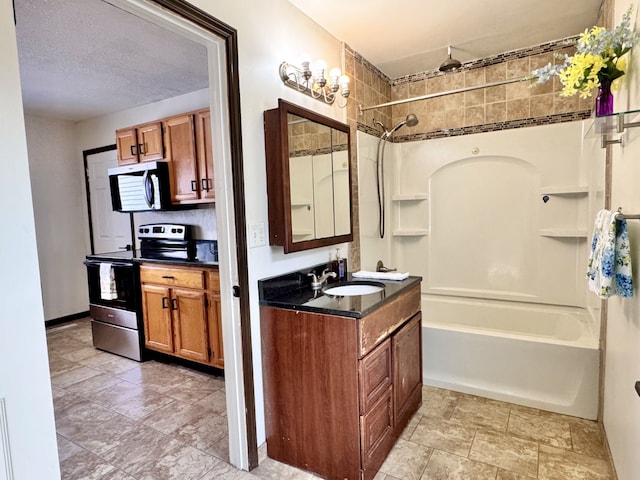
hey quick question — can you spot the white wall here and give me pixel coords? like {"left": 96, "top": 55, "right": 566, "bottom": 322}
{"left": 602, "top": 1, "right": 640, "bottom": 479}
{"left": 25, "top": 115, "right": 90, "bottom": 320}
{"left": 0, "top": 0, "right": 60, "bottom": 476}
{"left": 186, "top": 0, "right": 352, "bottom": 446}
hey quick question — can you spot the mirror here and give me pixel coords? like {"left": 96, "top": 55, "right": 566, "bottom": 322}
{"left": 264, "top": 99, "right": 353, "bottom": 253}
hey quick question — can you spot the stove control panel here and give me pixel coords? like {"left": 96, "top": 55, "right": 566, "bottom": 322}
{"left": 137, "top": 224, "right": 191, "bottom": 240}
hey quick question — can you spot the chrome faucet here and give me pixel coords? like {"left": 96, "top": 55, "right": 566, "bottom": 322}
{"left": 308, "top": 269, "right": 337, "bottom": 290}
{"left": 376, "top": 260, "right": 397, "bottom": 273}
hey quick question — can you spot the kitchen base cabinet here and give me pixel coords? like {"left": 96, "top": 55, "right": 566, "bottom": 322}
{"left": 140, "top": 264, "right": 223, "bottom": 369}
{"left": 261, "top": 283, "right": 422, "bottom": 480}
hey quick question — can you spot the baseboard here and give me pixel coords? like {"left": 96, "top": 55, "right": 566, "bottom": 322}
{"left": 45, "top": 311, "right": 90, "bottom": 328}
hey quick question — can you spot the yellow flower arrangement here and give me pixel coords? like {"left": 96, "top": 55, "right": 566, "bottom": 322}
{"left": 531, "top": 7, "right": 638, "bottom": 99}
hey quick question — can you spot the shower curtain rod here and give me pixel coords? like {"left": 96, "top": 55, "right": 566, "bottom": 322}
{"left": 358, "top": 76, "right": 529, "bottom": 114}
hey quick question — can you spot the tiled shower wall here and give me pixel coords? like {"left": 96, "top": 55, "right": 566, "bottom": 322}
{"left": 344, "top": 39, "right": 596, "bottom": 269}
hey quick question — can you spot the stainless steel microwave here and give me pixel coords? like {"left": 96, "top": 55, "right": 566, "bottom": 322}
{"left": 108, "top": 161, "right": 172, "bottom": 212}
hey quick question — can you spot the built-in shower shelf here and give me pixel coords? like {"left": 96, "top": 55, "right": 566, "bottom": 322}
{"left": 540, "top": 186, "right": 588, "bottom": 195}
{"left": 392, "top": 229, "right": 429, "bottom": 237}
{"left": 539, "top": 229, "right": 589, "bottom": 238}
{"left": 392, "top": 194, "right": 428, "bottom": 201}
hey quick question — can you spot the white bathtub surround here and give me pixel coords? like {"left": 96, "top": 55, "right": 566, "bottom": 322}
{"left": 358, "top": 120, "right": 606, "bottom": 421}
{"left": 422, "top": 297, "right": 600, "bottom": 419}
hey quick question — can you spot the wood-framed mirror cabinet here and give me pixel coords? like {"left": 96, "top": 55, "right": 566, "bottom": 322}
{"left": 264, "top": 99, "right": 353, "bottom": 253}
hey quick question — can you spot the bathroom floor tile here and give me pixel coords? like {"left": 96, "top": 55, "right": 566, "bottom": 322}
{"left": 508, "top": 410, "right": 572, "bottom": 449}
{"left": 570, "top": 421, "right": 606, "bottom": 458}
{"left": 410, "top": 416, "right": 476, "bottom": 456}
{"left": 421, "top": 449, "right": 498, "bottom": 480}
{"left": 538, "top": 444, "right": 613, "bottom": 480}
{"left": 469, "top": 429, "right": 538, "bottom": 477}
{"left": 47, "top": 319, "right": 614, "bottom": 480}
{"left": 450, "top": 398, "right": 510, "bottom": 431}
{"left": 379, "top": 438, "right": 432, "bottom": 480}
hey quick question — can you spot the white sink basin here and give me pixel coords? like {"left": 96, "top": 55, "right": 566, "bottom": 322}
{"left": 323, "top": 281, "right": 385, "bottom": 296}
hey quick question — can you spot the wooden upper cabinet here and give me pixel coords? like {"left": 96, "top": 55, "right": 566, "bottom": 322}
{"left": 164, "top": 114, "right": 199, "bottom": 203}
{"left": 114, "top": 109, "right": 214, "bottom": 204}
{"left": 116, "top": 121, "right": 163, "bottom": 165}
{"left": 195, "top": 109, "right": 215, "bottom": 201}
{"left": 164, "top": 109, "right": 215, "bottom": 205}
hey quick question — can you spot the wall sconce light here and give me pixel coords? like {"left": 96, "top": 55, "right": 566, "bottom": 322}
{"left": 279, "top": 57, "right": 350, "bottom": 108}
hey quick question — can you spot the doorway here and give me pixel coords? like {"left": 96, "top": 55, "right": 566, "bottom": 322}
{"left": 16, "top": 0, "right": 256, "bottom": 471}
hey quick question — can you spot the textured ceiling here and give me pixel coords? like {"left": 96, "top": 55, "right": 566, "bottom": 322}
{"left": 288, "top": 0, "right": 603, "bottom": 78}
{"left": 15, "top": 0, "right": 208, "bottom": 122}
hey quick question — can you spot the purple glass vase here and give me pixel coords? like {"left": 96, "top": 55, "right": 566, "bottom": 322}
{"left": 595, "top": 80, "right": 614, "bottom": 117}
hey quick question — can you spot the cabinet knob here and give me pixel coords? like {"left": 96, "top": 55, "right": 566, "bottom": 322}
{"left": 171, "top": 298, "right": 178, "bottom": 311}
{"left": 138, "top": 143, "right": 145, "bottom": 155}
{"left": 191, "top": 180, "right": 198, "bottom": 192}
{"left": 130, "top": 145, "right": 137, "bottom": 156}
{"left": 162, "top": 297, "right": 169, "bottom": 309}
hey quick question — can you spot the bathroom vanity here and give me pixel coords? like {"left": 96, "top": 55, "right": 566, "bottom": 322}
{"left": 259, "top": 267, "right": 422, "bottom": 480}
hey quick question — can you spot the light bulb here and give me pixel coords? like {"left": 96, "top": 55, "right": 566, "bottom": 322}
{"left": 339, "top": 75, "right": 350, "bottom": 86}
{"left": 329, "top": 67, "right": 342, "bottom": 80}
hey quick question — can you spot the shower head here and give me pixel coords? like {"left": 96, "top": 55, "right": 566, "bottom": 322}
{"left": 439, "top": 45, "right": 461, "bottom": 72}
{"left": 387, "top": 113, "right": 420, "bottom": 136}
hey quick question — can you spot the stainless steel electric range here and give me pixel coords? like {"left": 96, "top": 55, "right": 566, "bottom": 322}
{"left": 85, "top": 223, "right": 204, "bottom": 361}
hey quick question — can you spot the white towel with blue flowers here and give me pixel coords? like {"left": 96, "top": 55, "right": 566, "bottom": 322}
{"left": 586, "top": 209, "right": 633, "bottom": 298}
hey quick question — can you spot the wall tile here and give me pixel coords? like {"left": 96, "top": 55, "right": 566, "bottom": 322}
{"left": 530, "top": 94, "right": 554, "bottom": 118}
{"left": 486, "top": 102, "right": 507, "bottom": 123}
{"left": 486, "top": 85, "right": 506, "bottom": 103}
{"left": 465, "top": 105, "right": 485, "bottom": 126}
{"left": 507, "top": 98, "right": 530, "bottom": 120}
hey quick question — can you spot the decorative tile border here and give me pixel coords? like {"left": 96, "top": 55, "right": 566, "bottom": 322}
{"left": 356, "top": 111, "right": 592, "bottom": 142}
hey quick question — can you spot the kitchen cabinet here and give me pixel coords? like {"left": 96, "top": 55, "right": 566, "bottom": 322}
{"left": 116, "top": 121, "right": 163, "bottom": 165}
{"left": 164, "top": 109, "right": 215, "bottom": 205}
{"left": 260, "top": 283, "right": 422, "bottom": 480}
{"left": 114, "top": 109, "right": 214, "bottom": 204}
{"left": 140, "top": 263, "right": 223, "bottom": 368}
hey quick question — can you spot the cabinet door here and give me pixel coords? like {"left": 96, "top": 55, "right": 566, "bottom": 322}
{"left": 393, "top": 313, "right": 422, "bottom": 429}
{"left": 116, "top": 127, "right": 138, "bottom": 165}
{"left": 141, "top": 284, "right": 174, "bottom": 353}
{"left": 172, "top": 288, "right": 209, "bottom": 363}
{"left": 359, "top": 338, "right": 391, "bottom": 413}
{"left": 195, "top": 109, "right": 215, "bottom": 201}
{"left": 360, "top": 387, "right": 394, "bottom": 478}
{"left": 164, "top": 114, "right": 199, "bottom": 203}
{"left": 207, "top": 291, "right": 224, "bottom": 368}
{"left": 137, "top": 121, "right": 164, "bottom": 162}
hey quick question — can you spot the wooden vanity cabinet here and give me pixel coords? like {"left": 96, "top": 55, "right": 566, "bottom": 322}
{"left": 261, "top": 283, "right": 422, "bottom": 480}
{"left": 140, "top": 263, "right": 223, "bottom": 369}
{"left": 116, "top": 121, "right": 163, "bottom": 165}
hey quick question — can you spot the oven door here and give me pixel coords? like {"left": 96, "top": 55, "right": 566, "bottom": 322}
{"left": 85, "top": 259, "right": 138, "bottom": 311}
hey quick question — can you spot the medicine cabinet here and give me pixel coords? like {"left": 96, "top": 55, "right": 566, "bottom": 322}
{"left": 264, "top": 99, "right": 353, "bottom": 253}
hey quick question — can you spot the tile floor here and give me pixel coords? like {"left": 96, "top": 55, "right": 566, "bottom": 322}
{"left": 48, "top": 318, "right": 613, "bottom": 479}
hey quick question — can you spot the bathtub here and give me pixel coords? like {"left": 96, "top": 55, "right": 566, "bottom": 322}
{"left": 421, "top": 296, "right": 600, "bottom": 419}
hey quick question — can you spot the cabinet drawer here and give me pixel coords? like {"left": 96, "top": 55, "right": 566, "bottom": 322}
{"left": 140, "top": 264, "right": 205, "bottom": 289}
{"left": 358, "top": 283, "right": 420, "bottom": 357}
{"left": 359, "top": 338, "right": 391, "bottom": 413}
{"left": 206, "top": 269, "right": 220, "bottom": 292}
{"left": 360, "top": 387, "right": 394, "bottom": 478}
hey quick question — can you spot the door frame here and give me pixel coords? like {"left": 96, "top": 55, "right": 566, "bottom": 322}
{"left": 82, "top": 144, "right": 135, "bottom": 255}
{"left": 112, "top": 0, "right": 256, "bottom": 469}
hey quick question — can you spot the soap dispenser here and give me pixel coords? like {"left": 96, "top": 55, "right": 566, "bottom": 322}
{"left": 334, "top": 248, "right": 347, "bottom": 281}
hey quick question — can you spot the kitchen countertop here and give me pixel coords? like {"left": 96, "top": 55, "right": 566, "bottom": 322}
{"left": 85, "top": 249, "right": 218, "bottom": 267}
{"left": 258, "top": 265, "right": 421, "bottom": 318}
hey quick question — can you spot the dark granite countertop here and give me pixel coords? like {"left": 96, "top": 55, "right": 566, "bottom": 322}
{"left": 258, "top": 265, "right": 421, "bottom": 318}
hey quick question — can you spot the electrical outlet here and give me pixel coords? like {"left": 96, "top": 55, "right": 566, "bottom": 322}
{"left": 249, "top": 223, "right": 266, "bottom": 248}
